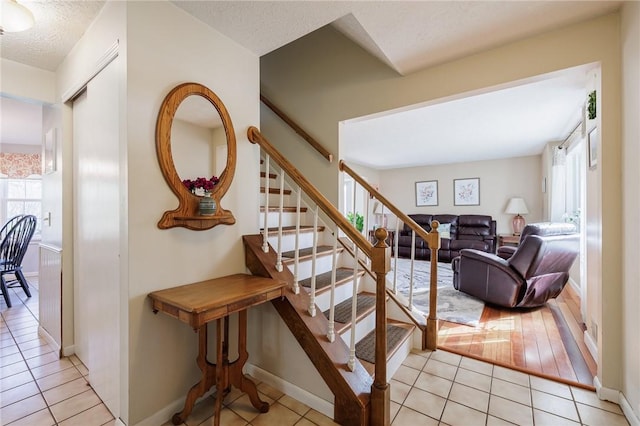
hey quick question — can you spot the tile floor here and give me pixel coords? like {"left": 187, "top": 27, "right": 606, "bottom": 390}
{"left": 1, "top": 282, "right": 630, "bottom": 426}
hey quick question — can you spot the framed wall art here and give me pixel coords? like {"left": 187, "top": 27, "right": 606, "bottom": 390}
{"left": 415, "top": 180, "right": 438, "bottom": 206}
{"left": 454, "top": 178, "right": 480, "bottom": 206}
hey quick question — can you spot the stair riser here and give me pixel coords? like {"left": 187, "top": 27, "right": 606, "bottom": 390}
{"left": 267, "top": 232, "right": 324, "bottom": 254}
{"left": 260, "top": 212, "right": 310, "bottom": 228}
{"left": 314, "top": 277, "right": 361, "bottom": 312}
{"left": 340, "top": 310, "right": 376, "bottom": 345}
{"left": 260, "top": 192, "right": 298, "bottom": 206}
{"left": 287, "top": 254, "right": 335, "bottom": 281}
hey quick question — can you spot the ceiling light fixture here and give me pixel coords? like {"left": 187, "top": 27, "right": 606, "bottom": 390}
{"left": 0, "top": 0, "right": 35, "bottom": 35}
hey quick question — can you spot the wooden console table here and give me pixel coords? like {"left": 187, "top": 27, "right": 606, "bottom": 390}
{"left": 148, "top": 273, "right": 287, "bottom": 425}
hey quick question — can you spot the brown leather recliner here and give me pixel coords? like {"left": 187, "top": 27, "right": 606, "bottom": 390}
{"left": 496, "top": 222, "right": 578, "bottom": 260}
{"left": 451, "top": 224, "right": 579, "bottom": 308}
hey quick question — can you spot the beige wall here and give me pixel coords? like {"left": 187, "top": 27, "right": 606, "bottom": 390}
{"left": 621, "top": 2, "right": 640, "bottom": 420}
{"left": 378, "top": 155, "right": 542, "bottom": 235}
{"left": 261, "top": 11, "right": 627, "bottom": 411}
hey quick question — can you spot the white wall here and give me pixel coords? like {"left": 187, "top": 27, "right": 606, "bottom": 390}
{"left": 0, "top": 59, "right": 56, "bottom": 104}
{"left": 378, "top": 155, "right": 541, "bottom": 234}
{"left": 621, "top": 2, "right": 640, "bottom": 421}
{"left": 124, "top": 2, "right": 260, "bottom": 424}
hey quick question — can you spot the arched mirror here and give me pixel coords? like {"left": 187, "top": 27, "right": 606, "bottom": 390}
{"left": 156, "top": 82, "right": 236, "bottom": 230}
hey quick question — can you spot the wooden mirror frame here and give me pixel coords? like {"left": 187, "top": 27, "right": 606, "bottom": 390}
{"left": 156, "top": 82, "right": 236, "bottom": 230}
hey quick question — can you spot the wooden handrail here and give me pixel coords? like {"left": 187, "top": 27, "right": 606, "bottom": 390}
{"left": 260, "top": 95, "right": 333, "bottom": 163}
{"left": 248, "top": 127, "right": 368, "bottom": 256}
{"left": 339, "top": 160, "right": 441, "bottom": 350}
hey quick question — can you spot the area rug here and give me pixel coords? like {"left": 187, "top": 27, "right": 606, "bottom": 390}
{"left": 388, "top": 258, "right": 485, "bottom": 326}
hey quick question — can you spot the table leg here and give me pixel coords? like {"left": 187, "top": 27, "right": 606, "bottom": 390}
{"left": 229, "top": 310, "right": 269, "bottom": 413}
{"left": 172, "top": 324, "right": 217, "bottom": 425}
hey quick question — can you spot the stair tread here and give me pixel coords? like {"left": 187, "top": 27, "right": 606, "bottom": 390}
{"left": 262, "top": 225, "right": 325, "bottom": 235}
{"left": 282, "top": 245, "right": 334, "bottom": 259}
{"left": 261, "top": 186, "right": 291, "bottom": 195}
{"left": 299, "top": 267, "right": 363, "bottom": 291}
{"left": 323, "top": 293, "right": 376, "bottom": 324}
{"left": 355, "top": 322, "right": 414, "bottom": 365}
{"left": 260, "top": 206, "right": 308, "bottom": 212}
{"left": 260, "top": 171, "right": 277, "bottom": 179}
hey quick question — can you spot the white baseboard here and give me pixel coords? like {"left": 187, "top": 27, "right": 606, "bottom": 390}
{"left": 584, "top": 329, "right": 598, "bottom": 361}
{"left": 245, "top": 363, "right": 334, "bottom": 419}
{"left": 594, "top": 377, "right": 640, "bottom": 426}
{"left": 38, "top": 326, "right": 61, "bottom": 358}
{"left": 62, "top": 345, "right": 75, "bottom": 357}
{"left": 135, "top": 389, "right": 215, "bottom": 426}
{"left": 115, "top": 418, "right": 126, "bottom": 426}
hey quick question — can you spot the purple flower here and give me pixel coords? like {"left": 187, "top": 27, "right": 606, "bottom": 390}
{"left": 182, "top": 176, "right": 219, "bottom": 193}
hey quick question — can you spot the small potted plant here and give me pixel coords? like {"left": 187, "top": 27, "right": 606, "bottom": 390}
{"left": 182, "top": 176, "right": 219, "bottom": 215}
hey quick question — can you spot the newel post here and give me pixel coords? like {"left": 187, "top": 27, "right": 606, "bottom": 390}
{"left": 371, "top": 228, "right": 391, "bottom": 426}
{"left": 426, "top": 221, "right": 441, "bottom": 350}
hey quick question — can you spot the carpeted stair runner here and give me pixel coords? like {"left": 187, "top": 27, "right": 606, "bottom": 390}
{"left": 355, "top": 324, "right": 409, "bottom": 364}
{"left": 299, "top": 267, "right": 357, "bottom": 291}
{"left": 282, "top": 245, "right": 334, "bottom": 259}
{"left": 323, "top": 294, "right": 376, "bottom": 324}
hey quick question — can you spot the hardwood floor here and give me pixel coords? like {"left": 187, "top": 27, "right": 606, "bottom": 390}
{"left": 437, "top": 284, "right": 597, "bottom": 389}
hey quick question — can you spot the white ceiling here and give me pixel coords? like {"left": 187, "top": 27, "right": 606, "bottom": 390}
{"left": 0, "top": 1, "right": 620, "bottom": 164}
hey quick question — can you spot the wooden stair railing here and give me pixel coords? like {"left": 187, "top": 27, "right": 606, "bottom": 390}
{"left": 339, "top": 160, "right": 441, "bottom": 350}
{"left": 248, "top": 126, "right": 389, "bottom": 425}
{"left": 260, "top": 94, "right": 333, "bottom": 163}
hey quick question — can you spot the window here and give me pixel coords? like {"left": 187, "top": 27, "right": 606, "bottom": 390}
{"left": 1, "top": 176, "right": 42, "bottom": 235}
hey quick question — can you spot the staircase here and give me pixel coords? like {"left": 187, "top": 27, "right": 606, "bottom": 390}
{"left": 244, "top": 127, "right": 440, "bottom": 425}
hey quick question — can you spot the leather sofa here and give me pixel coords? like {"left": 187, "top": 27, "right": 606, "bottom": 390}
{"left": 397, "top": 214, "right": 497, "bottom": 263}
{"left": 451, "top": 223, "right": 579, "bottom": 308}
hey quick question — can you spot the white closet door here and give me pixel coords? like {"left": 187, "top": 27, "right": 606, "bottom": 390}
{"left": 72, "top": 57, "right": 120, "bottom": 417}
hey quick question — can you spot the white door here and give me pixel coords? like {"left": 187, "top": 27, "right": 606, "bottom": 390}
{"left": 72, "top": 57, "right": 120, "bottom": 417}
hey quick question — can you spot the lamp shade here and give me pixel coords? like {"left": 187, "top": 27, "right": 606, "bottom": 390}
{"left": 505, "top": 197, "right": 529, "bottom": 215}
{"left": 0, "top": 0, "right": 35, "bottom": 34}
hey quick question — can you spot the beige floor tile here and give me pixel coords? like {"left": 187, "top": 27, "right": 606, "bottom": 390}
{"left": 20, "top": 344, "right": 54, "bottom": 360}
{"left": 448, "top": 382, "right": 490, "bottom": 413}
{"left": 391, "top": 406, "right": 439, "bottom": 426}
{"left": 50, "top": 388, "right": 101, "bottom": 422}
{"left": 1, "top": 351, "right": 23, "bottom": 367}
{"left": 302, "top": 409, "right": 340, "bottom": 425}
{"left": 5, "top": 407, "right": 56, "bottom": 426}
{"left": 531, "top": 389, "right": 579, "bottom": 422}
{"left": 257, "top": 382, "right": 285, "bottom": 400}
{"left": 402, "top": 386, "right": 447, "bottom": 419}
{"left": 12, "top": 329, "right": 39, "bottom": 340}
{"left": 197, "top": 406, "right": 249, "bottom": 426}
{"left": 17, "top": 337, "right": 50, "bottom": 351}
{"left": 529, "top": 375, "right": 573, "bottom": 400}
{"left": 1, "top": 380, "right": 40, "bottom": 408}
{"left": 491, "top": 377, "right": 531, "bottom": 406}
{"left": 37, "top": 365, "right": 82, "bottom": 391}
{"left": 391, "top": 364, "right": 420, "bottom": 386}
{"left": 492, "top": 365, "right": 530, "bottom": 387}
{"left": 459, "top": 357, "right": 494, "bottom": 376}
{"left": 293, "top": 418, "right": 316, "bottom": 426}
{"left": 402, "top": 353, "right": 428, "bottom": 370}
{"left": 58, "top": 403, "right": 114, "bottom": 426}
{"left": 0, "top": 370, "right": 33, "bottom": 391}
{"left": 488, "top": 395, "right": 533, "bottom": 426}
{"left": 1, "top": 344, "right": 20, "bottom": 357}
{"left": 227, "top": 393, "right": 263, "bottom": 422}
{"left": 486, "top": 414, "right": 517, "bottom": 426}
{"left": 0, "top": 393, "right": 47, "bottom": 424}
{"left": 390, "top": 401, "right": 401, "bottom": 422}
{"left": 43, "top": 377, "right": 91, "bottom": 405}
{"left": 423, "top": 358, "right": 458, "bottom": 381}
{"left": 441, "top": 400, "right": 487, "bottom": 426}
{"left": 533, "top": 408, "right": 581, "bottom": 425}
{"left": 390, "top": 379, "right": 411, "bottom": 404}
{"left": 571, "top": 386, "right": 624, "bottom": 414}
{"left": 30, "top": 357, "right": 75, "bottom": 379}
{"left": 26, "top": 352, "right": 59, "bottom": 369}
{"left": 222, "top": 387, "right": 244, "bottom": 405}
{"left": 413, "top": 371, "right": 453, "bottom": 398}
{"left": 429, "top": 350, "right": 462, "bottom": 367}
{"left": 0, "top": 359, "right": 29, "bottom": 378}
{"left": 277, "top": 394, "right": 310, "bottom": 416}
{"left": 576, "top": 402, "right": 630, "bottom": 426}
{"left": 184, "top": 395, "right": 215, "bottom": 426}
{"left": 454, "top": 367, "right": 492, "bottom": 393}
{"left": 251, "top": 401, "right": 301, "bottom": 426}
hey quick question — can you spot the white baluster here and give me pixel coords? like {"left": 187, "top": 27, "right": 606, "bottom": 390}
{"left": 393, "top": 218, "right": 400, "bottom": 294}
{"left": 262, "top": 155, "right": 270, "bottom": 253}
{"left": 292, "top": 186, "right": 301, "bottom": 295}
{"left": 326, "top": 231, "right": 338, "bottom": 343}
{"left": 347, "top": 245, "right": 359, "bottom": 372}
{"left": 275, "top": 170, "right": 285, "bottom": 272}
{"left": 308, "top": 205, "right": 319, "bottom": 317}
{"left": 409, "top": 230, "right": 416, "bottom": 308}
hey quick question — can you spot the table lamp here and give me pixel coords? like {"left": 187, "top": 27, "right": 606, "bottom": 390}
{"left": 505, "top": 197, "right": 529, "bottom": 235}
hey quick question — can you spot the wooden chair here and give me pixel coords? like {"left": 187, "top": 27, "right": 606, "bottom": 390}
{"left": 0, "top": 215, "right": 37, "bottom": 308}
